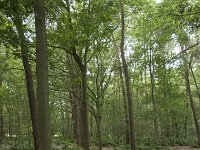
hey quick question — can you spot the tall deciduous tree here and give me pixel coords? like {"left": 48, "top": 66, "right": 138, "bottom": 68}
{"left": 0, "top": 75, "right": 3, "bottom": 143}
{"left": 34, "top": 0, "right": 51, "bottom": 149}
{"left": 13, "top": 10, "right": 39, "bottom": 150}
{"left": 183, "top": 52, "right": 200, "bottom": 147}
{"left": 0, "top": 1, "right": 39, "bottom": 149}
{"left": 119, "top": 0, "right": 136, "bottom": 149}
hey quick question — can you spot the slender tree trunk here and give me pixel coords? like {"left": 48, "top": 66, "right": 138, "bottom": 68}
{"left": 148, "top": 47, "right": 159, "bottom": 144}
{"left": 174, "top": 118, "right": 179, "bottom": 139}
{"left": 0, "top": 77, "right": 3, "bottom": 143}
{"left": 189, "top": 61, "right": 200, "bottom": 103}
{"left": 60, "top": 102, "right": 66, "bottom": 137}
{"left": 184, "top": 98, "right": 189, "bottom": 138}
{"left": 34, "top": 0, "right": 51, "bottom": 149}
{"left": 13, "top": 13, "right": 39, "bottom": 150}
{"left": 78, "top": 96, "right": 83, "bottom": 147}
{"left": 69, "top": 84, "right": 82, "bottom": 146}
{"left": 184, "top": 60, "right": 200, "bottom": 147}
{"left": 80, "top": 65, "right": 90, "bottom": 150}
{"left": 69, "top": 56, "right": 83, "bottom": 146}
{"left": 70, "top": 91, "right": 79, "bottom": 143}
{"left": 120, "top": 1, "right": 136, "bottom": 149}
{"left": 119, "top": 69, "right": 130, "bottom": 144}
{"left": 96, "top": 120, "right": 102, "bottom": 150}
{"left": 72, "top": 52, "right": 90, "bottom": 150}
{"left": 95, "top": 100, "right": 102, "bottom": 150}
{"left": 95, "top": 114, "right": 102, "bottom": 150}
{"left": 89, "top": 111, "right": 94, "bottom": 137}
{"left": 65, "top": 1, "right": 90, "bottom": 148}
{"left": 17, "top": 112, "right": 21, "bottom": 139}
{"left": 112, "top": 35, "right": 129, "bottom": 144}
{"left": 8, "top": 99, "right": 12, "bottom": 138}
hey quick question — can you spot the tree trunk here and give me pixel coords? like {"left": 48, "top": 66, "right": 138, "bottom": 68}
{"left": 120, "top": 70, "right": 130, "bottom": 144}
{"left": 69, "top": 84, "right": 82, "bottom": 146}
{"left": 189, "top": 60, "right": 200, "bottom": 104}
{"left": 8, "top": 99, "right": 12, "bottom": 138}
{"left": 60, "top": 102, "right": 66, "bottom": 137}
{"left": 70, "top": 91, "right": 78, "bottom": 143}
{"left": 70, "top": 54, "right": 90, "bottom": 150}
{"left": 65, "top": 1, "right": 90, "bottom": 148}
{"left": 174, "top": 118, "right": 179, "bottom": 139}
{"left": 13, "top": 13, "right": 39, "bottom": 150}
{"left": 0, "top": 77, "right": 3, "bottom": 143}
{"left": 69, "top": 55, "right": 83, "bottom": 146}
{"left": 95, "top": 100, "right": 102, "bottom": 150}
{"left": 80, "top": 66, "right": 90, "bottom": 150}
{"left": 184, "top": 98, "right": 189, "bottom": 138}
{"left": 112, "top": 35, "right": 129, "bottom": 144}
{"left": 119, "top": 1, "right": 136, "bottom": 149}
{"left": 184, "top": 61, "right": 200, "bottom": 147}
{"left": 148, "top": 47, "right": 159, "bottom": 144}
{"left": 95, "top": 114, "right": 102, "bottom": 150}
{"left": 34, "top": 0, "right": 51, "bottom": 149}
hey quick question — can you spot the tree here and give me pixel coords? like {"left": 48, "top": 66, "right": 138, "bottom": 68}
{"left": 13, "top": 9, "right": 39, "bottom": 150}
{"left": 0, "top": 70, "right": 3, "bottom": 143}
{"left": 119, "top": 0, "right": 136, "bottom": 149}
{"left": 182, "top": 50, "right": 200, "bottom": 147}
{"left": 0, "top": 1, "right": 39, "bottom": 149}
{"left": 34, "top": 0, "right": 52, "bottom": 149}
{"left": 1, "top": 0, "right": 200, "bottom": 149}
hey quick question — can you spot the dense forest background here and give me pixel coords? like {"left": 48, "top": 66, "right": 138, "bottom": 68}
{"left": 0, "top": 0, "right": 200, "bottom": 149}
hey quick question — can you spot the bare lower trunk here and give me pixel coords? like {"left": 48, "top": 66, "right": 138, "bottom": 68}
{"left": 70, "top": 84, "right": 83, "bottom": 146}
{"left": 35, "top": 0, "right": 51, "bottom": 149}
{"left": 65, "top": 1, "right": 90, "bottom": 148}
{"left": 112, "top": 34, "right": 129, "bottom": 144}
{"left": 95, "top": 115, "right": 102, "bottom": 150}
{"left": 174, "top": 119, "right": 179, "bottom": 139}
{"left": 189, "top": 62, "right": 200, "bottom": 103}
{"left": 0, "top": 78, "right": 4, "bottom": 143}
{"left": 184, "top": 99, "right": 189, "bottom": 138}
{"left": 120, "top": 1, "right": 136, "bottom": 149}
{"left": 184, "top": 63, "right": 200, "bottom": 147}
{"left": 121, "top": 71, "right": 130, "bottom": 144}
{"left": 13, "top": 12, "right": 39, "bottom": 150}
{"left": 70, "top": 93, "right": 79, "bottom": 143}
{"left": 81, "top": 67, "right": 90, "bottom": 150}
{"left": 148, "top": 47, "right": 159, "bottom": 144}
{"left": 182, "top": 47, "right": 200, "bottom": 144}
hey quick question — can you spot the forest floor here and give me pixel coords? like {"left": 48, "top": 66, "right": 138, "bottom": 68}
{"left": 170, "top": 146, "right": 200, "bottom": 150}
{"left": 1, "top": 143, "right": 200, "bottom": 150}
{"left": 101, "top": 146, "right": 200, "bottom": 150}
{"left": 102, "top": 146, "right": 114, "bottom": 150}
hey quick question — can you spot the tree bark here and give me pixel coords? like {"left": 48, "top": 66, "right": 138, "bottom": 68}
{"left": 13, "top": 13, "right": 39, "bottom": 150}
{"left": 189, "top": 59, "right": 200, "bottom": 104}
{"left": 69, "top": 83, "right": 83, "bottom": 146}
{"left": 34, "top": 0, "right": 52, "bottom": 149}
{"left": 0, "top": 77, "right": 3, "bottom": 143}
{"left": 119, "top": 1, "right": 136, "bottom": 149}
{"left": 148, "top": 47, "right": 159, "bottom": 144}
{"left": 95, "top": 100, "right": 102, "bottom": 150}
{"left": 80, "top": 65, "right": 90, "bottom": 150}
{"left": 71, "top": 47, "right": 90, "bottom": 150}
{"left": 112, "top": 35, "right": 129, "bottom": 144}
{"left": 184, "top": 59, "right": 200, "bottom": 147}
{"left": 65, "top": 1, "right": 90, "bottom": 148}
{"left": 184, "top": 96, "right": 189, "bottom": 138}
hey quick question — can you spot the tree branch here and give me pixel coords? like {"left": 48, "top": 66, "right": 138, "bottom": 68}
{"left": 166, "top": 42, "right": 200, "bottom": 64}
